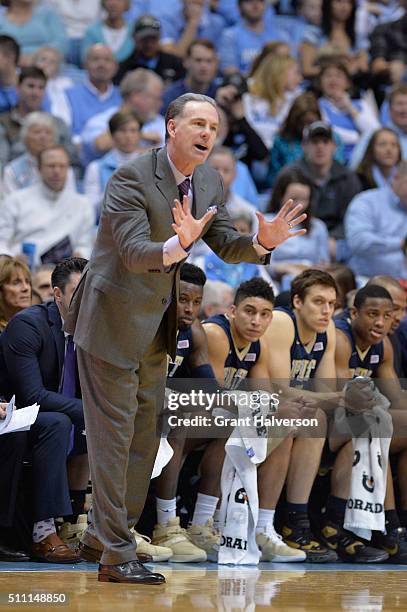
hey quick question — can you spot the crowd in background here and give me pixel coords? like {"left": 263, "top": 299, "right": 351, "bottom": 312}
{"left": 1, "top": 0, "right": 407, "bottom": 567}
{"left": 0, "top": 0, "right": 405, "bottom": 287}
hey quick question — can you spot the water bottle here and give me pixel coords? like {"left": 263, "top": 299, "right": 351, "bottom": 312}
{"left": 21, "top": 242, "right": 36, "bottom": 269}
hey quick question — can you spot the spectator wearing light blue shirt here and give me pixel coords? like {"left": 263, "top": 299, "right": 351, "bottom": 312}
{"left": 79, "top": 68, "right": 165, "bottom": 167}
{"left": 345, "top": 161, "right": 407, "bottom": 279}
{"left": 317, "top": 59, "right": 380, "bottom": 163}
{"left": 268, "top": 0, "right": 323, "bottom": 51}
{"left": 218, "top": 0, "right": 294, "bottom": 75}
{"left": 58, "top": 45, "right": 121, "bottom": 138}
{"left": 126, "top": 0, "right": 242, "bottom": 28}
{"left": 83, "top": 110, "right": 143, "bottom": 217}
{"left": 217, "top": 0, "right": 243, "bottom": 25}
{"left": 124, "top": 0, "right": 177, "bottom": 23}
{"left": 81, "top": 0, "right": 134, "bottom": 64}
{"left": 0, "top": 1, "right": 67, "bottom": 64}
{"left": 160, "top": 0, "right": 226, "bottom": 57}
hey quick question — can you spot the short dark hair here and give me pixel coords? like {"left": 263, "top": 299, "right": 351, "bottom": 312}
{"left": 180, "top": 263, "right": 206, "bottom": 287}
{"left": 291, "top": 269, "right": 338, "bottom": 306}
{"left": 354, "top": 285, "right": 393, "bottom": 309}
{"left": 186, "top": 38, "right": 216, "bottom": 58}
{"left": 51, "top": 257, "right": 87, "bottom": 293}
{"left": 318, "top": 59, "right": 351, "bottom": 83}
{"left": 0, "top": 34, "right": 20, "bottom": 64}
{"left": 18, "top": 66, "right": 47, "bottom": 85}
{"left": 234, "top": 278, "right": 275, "bottom": 306}
{"left": 165, "top": 93, "right": 218, "bottom": 139}
{"left": 108, "top": 110, "right": 140, "bottom": 134}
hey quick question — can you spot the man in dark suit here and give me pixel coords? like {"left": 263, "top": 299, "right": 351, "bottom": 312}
{"left": 65, "top": 92, "right": 306, "bottom": 584}
{"left": 0, "top": 409, "right": 79, "bottom": 563}
{"left": 0, "top": 257, "right": 89, "bottom": 560}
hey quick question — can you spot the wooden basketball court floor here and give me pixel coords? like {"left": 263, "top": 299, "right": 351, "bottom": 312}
{"left": 1, "top": 561, "right": 407, "bottom": 611}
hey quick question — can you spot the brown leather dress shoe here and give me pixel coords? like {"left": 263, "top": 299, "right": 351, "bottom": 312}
{"left": 31, "top": 533, "right": 81, "bottom": 563}
{"left": 78, "top": 541, "right": 152, "bottom": 564}
{"left": 98, "top": 560, "right": 165, "bottom": 584}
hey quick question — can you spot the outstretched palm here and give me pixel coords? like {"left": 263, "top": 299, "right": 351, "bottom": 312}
{"left": 172, "top": 195, "right": 216, "bottom": 250}
{"left": 256, "top": 199, "right": 307, "bottom": 250}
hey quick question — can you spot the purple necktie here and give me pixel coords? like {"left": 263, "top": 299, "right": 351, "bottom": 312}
{"left": 62, "top": 335, "right": 76, "bottom": 398}
{"left": 178, "top": 177, "right": 190, "bottom": 202}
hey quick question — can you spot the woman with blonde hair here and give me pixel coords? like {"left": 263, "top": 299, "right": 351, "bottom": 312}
{"left": 243, "top": 53, "right": 302, "bottom": 149}
{"left": 0, "top": 257, "right": 31, "bottom": 333}
{"left": 248, "top": 41, "right": 291, "bottom": 78}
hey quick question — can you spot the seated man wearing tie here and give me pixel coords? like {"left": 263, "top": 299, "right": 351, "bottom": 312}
{"left": 0, "top": 257, "right": 89, "bottom": 555}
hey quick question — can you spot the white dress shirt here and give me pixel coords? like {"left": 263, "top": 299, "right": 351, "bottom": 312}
{"left": 0, "top": 181, "right": 95, "bottom": 265}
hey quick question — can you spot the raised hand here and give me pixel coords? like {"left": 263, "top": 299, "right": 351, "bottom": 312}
{"left": 256, "top": 199, "right": 307, "bottom": 250}
{"left": 172, "top": 195, "right": 216, "bottom": 250}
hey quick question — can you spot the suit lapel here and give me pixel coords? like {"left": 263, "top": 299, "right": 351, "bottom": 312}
{"left": 47, "top": 302, "right": 65, "bottom": 379}
{"left": 154, "top": 147, "right": 179, "bottom": 217}
{"left": 191, "top": 166, "right": 207, "bottom": 218}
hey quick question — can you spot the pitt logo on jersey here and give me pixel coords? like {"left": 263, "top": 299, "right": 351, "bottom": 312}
{"left": 350, "top": 367, "right": 373, "bottom": 378}
{"left": 224, "top": 367, "right": 249, "bottom": 390}
{"left": 291, "top": 358, "right": 317, "bottom": 382}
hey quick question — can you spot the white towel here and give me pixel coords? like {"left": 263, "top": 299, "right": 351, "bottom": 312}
{"left": 344, "top": 430, "right": 391, "bottom": 539}
{"left": 151, "top": 387, "right": 176, "bottom": 479}
{"left": 151, "top": 436, "right": 174, "bottom": 479}
{"left": 217, "top": 391, "right": 270, "bottom": 565}
{"left": 338, "top": 379, "right": 393, "bottom": 539}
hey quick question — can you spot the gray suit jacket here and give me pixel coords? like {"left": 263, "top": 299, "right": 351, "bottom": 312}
{"left": 65, "top": 147, "right": 269, "bottom": 369}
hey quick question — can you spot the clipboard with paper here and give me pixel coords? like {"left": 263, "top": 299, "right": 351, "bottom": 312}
{"left": 0, "top": 395, "right": 40, "bottom": 435}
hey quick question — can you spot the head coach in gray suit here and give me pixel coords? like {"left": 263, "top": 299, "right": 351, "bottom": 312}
{"left": 65, "top": 93, "right": 306, "bottom": 584}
